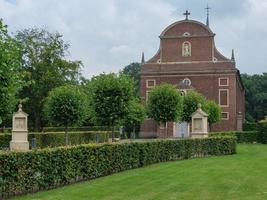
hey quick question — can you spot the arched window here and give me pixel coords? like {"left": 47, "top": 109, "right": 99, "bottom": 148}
{"left": 182, "top": 41, "right": 191, "bottom": 57}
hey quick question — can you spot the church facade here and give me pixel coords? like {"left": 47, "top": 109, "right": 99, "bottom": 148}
{"left": 140, "top": 12, "right": 245, "bottom": 138}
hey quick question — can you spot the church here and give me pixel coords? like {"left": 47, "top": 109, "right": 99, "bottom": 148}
{"left": 140, "top": 10, "right": 245, "bottom": 138}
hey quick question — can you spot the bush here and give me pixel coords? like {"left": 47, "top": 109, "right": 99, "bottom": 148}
{"left": 243, "top": 122, "right": 258, "bottom": 131}
{"left": 258, "top": 121, "right": 267, "bottom": 144}
{"left": 0, "top": 131, "right": 112, "bottom": 150}
{"left": 209, "top": 131, "right": 258, "bottom": 143}
{"left": 0, "top": 137, "right": 236, "bottom": 198}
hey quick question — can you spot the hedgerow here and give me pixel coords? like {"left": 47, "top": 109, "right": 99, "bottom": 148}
{"left": 0, "top": 137, "right": 236, "bottom": 198}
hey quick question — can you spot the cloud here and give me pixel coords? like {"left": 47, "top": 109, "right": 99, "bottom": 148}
{"left": 0, "top": 0, "right": 266, "bottom": 77}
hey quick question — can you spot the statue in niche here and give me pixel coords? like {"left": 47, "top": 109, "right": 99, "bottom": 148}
{"left": 182, "top": 41, "right": 191, "bottom": 57}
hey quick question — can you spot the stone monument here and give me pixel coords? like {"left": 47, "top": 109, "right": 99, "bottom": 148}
{"left": 191, "top": 104, "right": 208, "bottom": 138}
{"left": 10, "top": 104, "right": 29, "bottom": 151}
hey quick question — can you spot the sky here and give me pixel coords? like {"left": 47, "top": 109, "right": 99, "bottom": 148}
{"left": 0, "top": 0, "right": 266, "bottom": 77}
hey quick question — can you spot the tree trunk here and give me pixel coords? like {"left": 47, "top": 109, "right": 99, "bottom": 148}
{"left": 64, "top": 125, "right": 68, "bottom": 145}
{"left": 209, "top": 123, "right": 212, "bottom": 132}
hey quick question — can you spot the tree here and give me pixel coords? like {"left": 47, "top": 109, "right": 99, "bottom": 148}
{"left": 121, "top": 62, "right": 140, "bottom": 96}
{"left": 181, "top": 91, "right": 207, "bottom": 123}
{"left": 241, "top": 73, "right": 267, "bottom": 122}
{"left": 147, "top": 84, "right": 183, "bottom": 137}
{"left": 205, "top": 100, "right": 221, "bottom": 131}
{"left": 15, "top": 28, "right": 82, "bottom": 130}
{"left": 122, "top": 100, "right": 146, "bottom": 139}
{"left": 0, "top": 19, "right": 23, "bottom": 126}
{"left": 44, "top": 85, "right": 87, "bottom": 145}
{"left": 89, "top": 73, "right": 135, "bottom": 140}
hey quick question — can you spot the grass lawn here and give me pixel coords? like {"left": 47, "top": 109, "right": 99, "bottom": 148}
{"left": 13, "top": 144, "right": 267, "bottom": 200}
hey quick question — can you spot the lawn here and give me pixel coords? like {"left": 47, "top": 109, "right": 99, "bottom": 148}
{"left": 13, "top": 144, "right": 267, "bottom": 200}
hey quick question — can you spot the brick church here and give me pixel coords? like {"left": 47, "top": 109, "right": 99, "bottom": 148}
{"left": 140, "top": 10, "right": 245, "bottom": 138}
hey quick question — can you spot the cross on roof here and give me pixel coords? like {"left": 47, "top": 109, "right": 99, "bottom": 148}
{"left": 183, "top": 10, "right": 190, "bottom": 20}
{"left": 205, "top": 4, "right": 211, "bottom": 15}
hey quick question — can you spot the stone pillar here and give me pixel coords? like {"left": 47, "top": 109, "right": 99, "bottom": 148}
{"left": 10, "top": 104, "right": 29, "bottom": 152}
{"left": 236, "top": 112, "right": 243, "bottom": 131}
{"left": 191, "top": 104, "right": 208, "bottom": 138}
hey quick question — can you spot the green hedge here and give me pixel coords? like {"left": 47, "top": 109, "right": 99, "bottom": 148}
{"left": 209, "top": 131, "right": 258, "bottom": 143}
{"left": 258, "top": 121, "right": 267, "bottom": 144}
{"left": 243, "top": 123, "right": 258, "bottom": 131}
{"left": 0, "top": 131, "right": 113, "bottom": 150}
{"left": 0, "top": 137, "right": 236, "bottom": 198}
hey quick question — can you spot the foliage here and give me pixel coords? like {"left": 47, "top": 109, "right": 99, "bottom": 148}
{"left": 0, "top": 19, "right": 23, "bottom": 126}
{"left": 243, "top": 122, "right": 258, "bottom": 131}
{"left": 121, "top": 62, "right": 141, "bottom": 96}
{"left": 205, "top": 100, "right": 222, "bottom": 130}
{"left": 0, "top": 137, "right": 236, "bottom": 198}
{"left": 257, "top": 120, "right": 267, "bottom": 144}
{"left": 241, "top": 73, "right": 267, "bottom": 122}
{"left": 0, "top": 131, "right": 111, "bottom": 150}
{"left": 89, "top": 73, "right": 135, "bottom": 138}
{"left": 181, "top": 91, "right": 207, "bottom": 122}
{"left": 147, "top": 84, "right": 183, "bottom": 125}
{"left": 44, "top": 85, "right": 87, "bottom": 144}
{"left": 15, "top": 28, "right": 82, "bottom": 130}
{"left": 209, "top": 131, "right": 258, "bottom": 143}
{"left": 122, "top": 100, "right": 146, "bottom": 138}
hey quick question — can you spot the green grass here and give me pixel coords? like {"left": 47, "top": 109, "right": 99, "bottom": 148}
{"left": 13, "top": 144, "right": 267, "bottom": 200}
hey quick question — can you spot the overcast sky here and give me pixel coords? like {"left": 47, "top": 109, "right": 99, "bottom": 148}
{"left": 0, "top": 0, "right": 266, "bottom": 77}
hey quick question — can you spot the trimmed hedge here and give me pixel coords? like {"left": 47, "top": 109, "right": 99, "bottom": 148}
{"left": 0, "top": 137, "right": 236, "bottom": 198}
{"left": 243, "top": 123, "right": 258, "bottom": 131}
{"left": 209, "top": 131, "right": 258, "bottom": 143}
{"left": 258, "top": 121, "right": 267, "bottom": 144}
{"left": 0, "top": 131, "right": 113, "bottom": 150}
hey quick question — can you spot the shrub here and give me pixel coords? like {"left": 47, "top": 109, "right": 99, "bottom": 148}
{"left": 243, "top": 122, "right": 258, "bottom": 131}
{"left": 0, "top": 131, "right": 112, "bottom": 150}
{"left": 258, "top": 120, "right": 267, "bottom": 144}
{"left": 209, "top": 131, "right": 258, "bottom": 143}
{"left": 0, "top": 137, "right": 236, "bottom": 198}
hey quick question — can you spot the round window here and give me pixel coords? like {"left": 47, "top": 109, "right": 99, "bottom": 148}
{"left": 182, "top": 78, "right": 191, "bottom": 86}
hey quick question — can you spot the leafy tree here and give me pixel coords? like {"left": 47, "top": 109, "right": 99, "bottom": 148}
{"left": 121, "top": 62, "right": 140, "bottom": 96}
{"left": 181, "top": 91, "right": 206, "bottom": 122}
{"left": 122, "top": 100, "right": 146, "bottom": 139}
{"left": 147, "top": 84, "right": 183, "bottom": 137}
{"left": 0, "top": 19, "right": 23, "bottom": 126}
{"left": 15, "top": 28, "right": 82, "bottom": 130}
{"left": 241, "top": 73, "right": 267, "bottom": 122}
{"left": 44, "top": 85, "right": 87, "bottom": 145}
{"left": 89, "top": 73, "right": 135, "bottom": 140}
{"left": 205, "top": 100, "right": 221, "bottom": 131}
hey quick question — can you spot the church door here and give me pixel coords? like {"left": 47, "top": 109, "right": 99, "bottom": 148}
{"left": 175, "top": 122, "right": 189, "bottom": 137}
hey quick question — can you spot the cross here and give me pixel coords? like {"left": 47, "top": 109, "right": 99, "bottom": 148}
{"left": 205, "top": 4, "right": 211, "bottom": 16}
{"left": 183, "top": 10, "right": 190, "bottom": 20}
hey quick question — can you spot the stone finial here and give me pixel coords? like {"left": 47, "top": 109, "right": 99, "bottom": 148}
{"left": 231, "top": 49, "right": 235, "bottom": 62}
{"left": 18, "top": 103, "right": 23, "bottom": 112}
{"left": 197, "top": 103, "right": 202, "bottom": 109}
{"left": 141, "top": 52, "right": 145, "bottom": 64}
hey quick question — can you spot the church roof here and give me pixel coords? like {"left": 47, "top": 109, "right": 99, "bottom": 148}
{"left": 160, "top": 20, "right": 214, "bottom": 38}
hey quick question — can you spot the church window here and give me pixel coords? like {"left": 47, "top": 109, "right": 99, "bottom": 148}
{"left": 182, "top": 41, "right": 191, "bottom": 57}
{"left": 213, "top": 57, "right": 218, "bottom": 62}
{"left": 219, "top": 89, "right": 229, "bottom": 107}
{"left": 146, "top": 79, "right": 156, "bottom": 88}
{"left": 183, "top": 32, "right": 191, "bottom": 36}
{"left": 157, "top": 59, "right": 161, "bottom": 64}
{"left": 221, "top": 112, "right": 229, "bottom": 120}
{"left": 219, "top": 77, "right": 229, "bottom": 86}
{"left": 182, "top": 78, "right": 191, "bottom": 86}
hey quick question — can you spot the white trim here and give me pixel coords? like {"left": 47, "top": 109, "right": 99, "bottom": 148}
{"left": 219, "top": 89, "right": 229, "bottom": 107}
{"left": 219, "top": 77, "right": 229, "bottom": 86}
{"left": 221, "top": 112, "right": 229, "bottom": 120}
{"left": 146, "top": 79, "right": 156, "bottom": 88}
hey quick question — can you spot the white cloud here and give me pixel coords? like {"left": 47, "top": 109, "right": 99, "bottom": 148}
{"left": 0, "top": 0, "right": 266, "bottom": 77}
